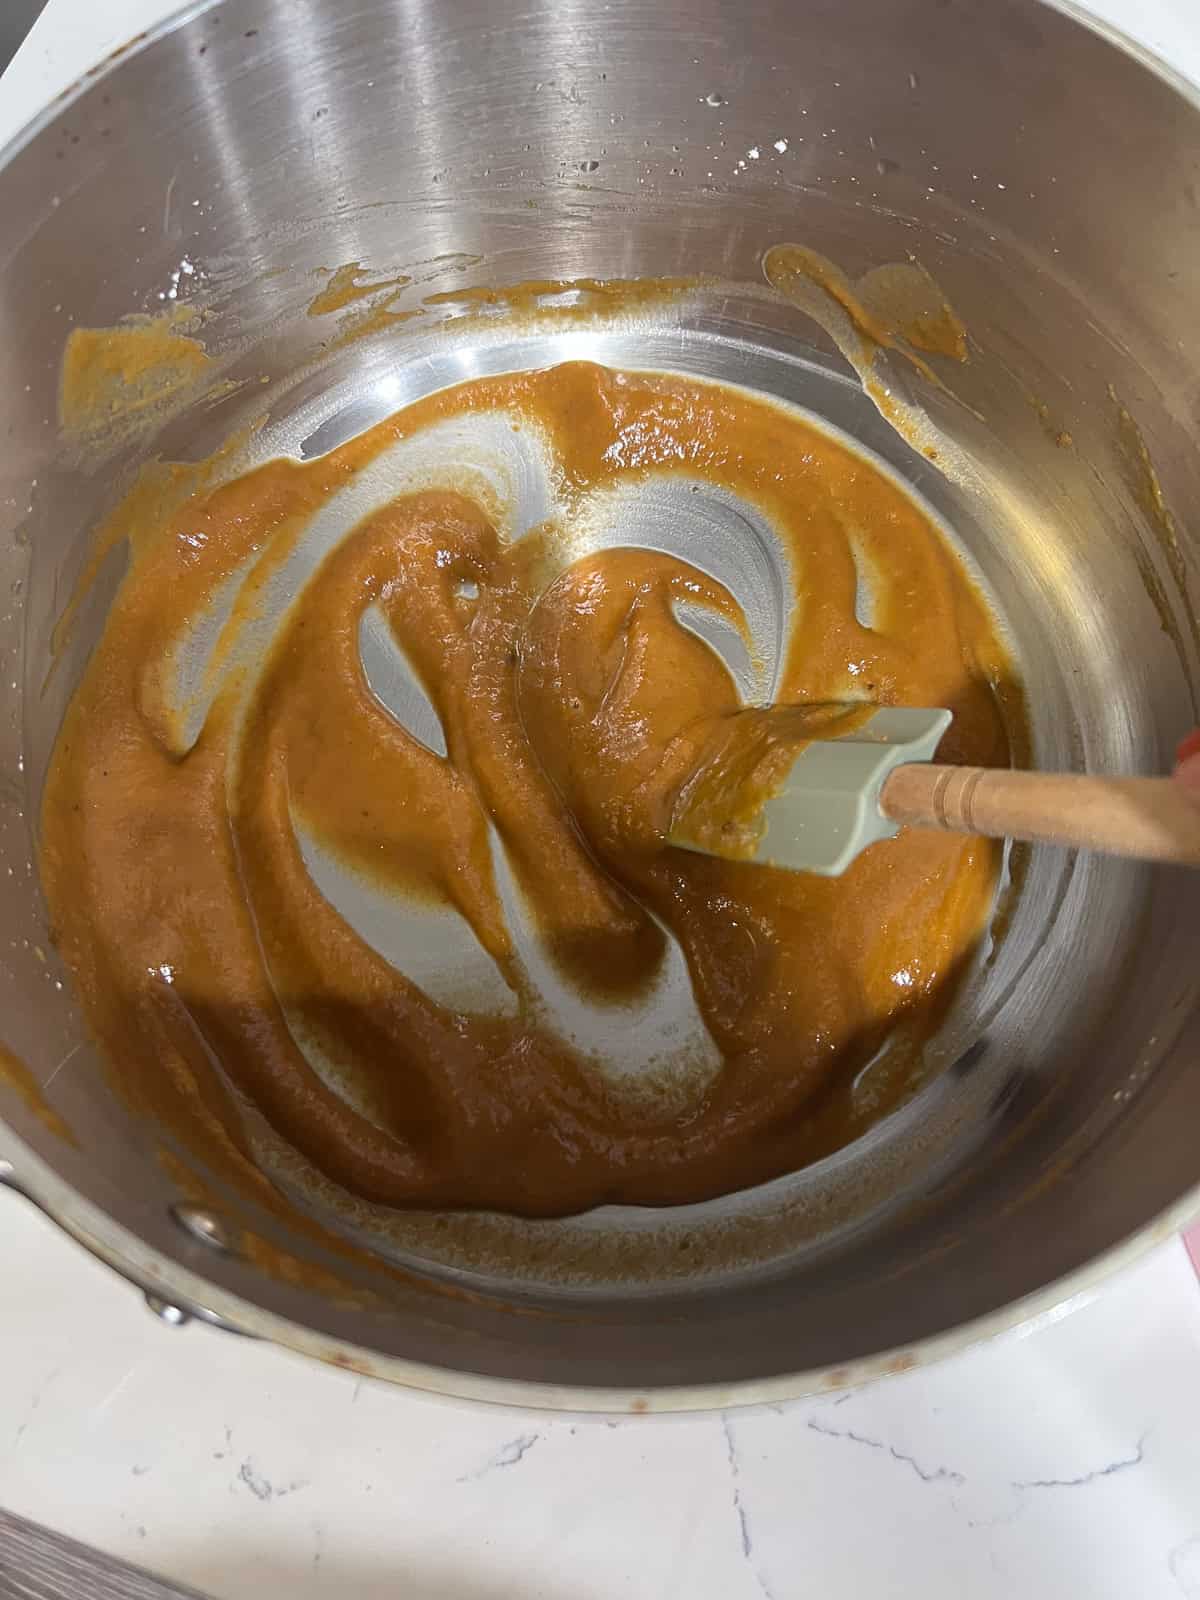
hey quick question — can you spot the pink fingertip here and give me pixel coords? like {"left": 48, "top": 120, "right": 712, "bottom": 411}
{"left": 1176, "top": 752, "right": 1200, "bottom": 794}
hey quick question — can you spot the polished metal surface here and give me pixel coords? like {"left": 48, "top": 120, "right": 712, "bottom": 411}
{"left": 169, "top": 1204, "right": 232, "bottom": 1252}
{"left": 143, "top": 1296, "right": 193, "bottom": 1328}
{"left": 0, "top": 0, "right": 1198, "bottom": 1407}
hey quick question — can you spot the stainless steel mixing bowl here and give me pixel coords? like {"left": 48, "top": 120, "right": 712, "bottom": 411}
{"left": 1, "top": 0, "right": 1198, "bottom": 1411}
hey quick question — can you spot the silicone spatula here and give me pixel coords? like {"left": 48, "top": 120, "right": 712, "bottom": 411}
{"left": 667, "top": 705, "right": 1200, "bottom": 876}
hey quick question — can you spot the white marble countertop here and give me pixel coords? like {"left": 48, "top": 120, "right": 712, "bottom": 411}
{"left": 6, "top": 1205, "right": 1200, "bottom": 1598}
{"left": 4, "top": 1, "right": 1200, "bottom": 1596}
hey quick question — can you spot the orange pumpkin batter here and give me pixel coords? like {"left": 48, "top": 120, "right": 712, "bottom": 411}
{"left": 41, "top": 362, "right": 1019, "bottom": 1216}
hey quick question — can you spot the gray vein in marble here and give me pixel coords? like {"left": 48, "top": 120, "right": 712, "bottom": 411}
{"left": 1011, "top": 1432, "right": 1147, "bottom": 1490}
{"left": 960, "top": 1497, "right": 1026, "bottom": 1533}
{"left": 721, "top": 1416, "right": 778, "bottom": 1600}
{"left": 12, "top": 1364, "right": 62, "bottom": 1445}
{"left": 721, "top": 1417, "right": 752, "bottom": 1558}
{"left": 805, "top": 1416, "right": 965, "bottom": 1486}
{"left": 237, "top": 1458, "right": 310, "bottom": 1502}
{"left": 1169, "top": 1536, "right": 1200, "bottom": 1598}
{"left": 457, "top": 1432, "right": 540, "bottom": 1482}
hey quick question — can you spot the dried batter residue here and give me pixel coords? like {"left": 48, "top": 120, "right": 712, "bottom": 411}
{"left": 59, "top": 306, "right": 212, "bottom": 453}
{"left": 308, "top": 262, "right": 414, "bottom": 317}
{"left": 1108, "top": 388, "right": 1200, "bottom": 716}
{"left": 306, "top": 262, "right": 422, "bottom": 349}
{"left": 422, "top": 274, "right": 707, "bottom": 320}
{"left": 764, "top": 244, "right": 968, "bottom": 386}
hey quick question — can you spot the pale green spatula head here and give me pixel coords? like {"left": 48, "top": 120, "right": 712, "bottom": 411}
{"left": 671, "top": 705, "right": 952, "bottom": 877}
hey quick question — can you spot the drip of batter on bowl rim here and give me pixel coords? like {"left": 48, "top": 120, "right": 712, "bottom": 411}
{"left": 41, "top": 360, "right": 1025, "bottom": 1218}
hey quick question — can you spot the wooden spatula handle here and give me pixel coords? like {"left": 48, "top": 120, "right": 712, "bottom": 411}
{"left": 881, "top": 764, "right": 1200, "bottom": 865}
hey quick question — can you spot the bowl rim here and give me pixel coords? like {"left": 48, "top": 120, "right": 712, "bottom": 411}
{"left": 5, "top": 1117, "right": 1198, "bottom": 1412}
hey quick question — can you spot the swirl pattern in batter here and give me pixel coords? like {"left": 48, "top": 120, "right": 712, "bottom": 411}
{"left": 41, "top": 362, "right": 1019, "bottom": 1216}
